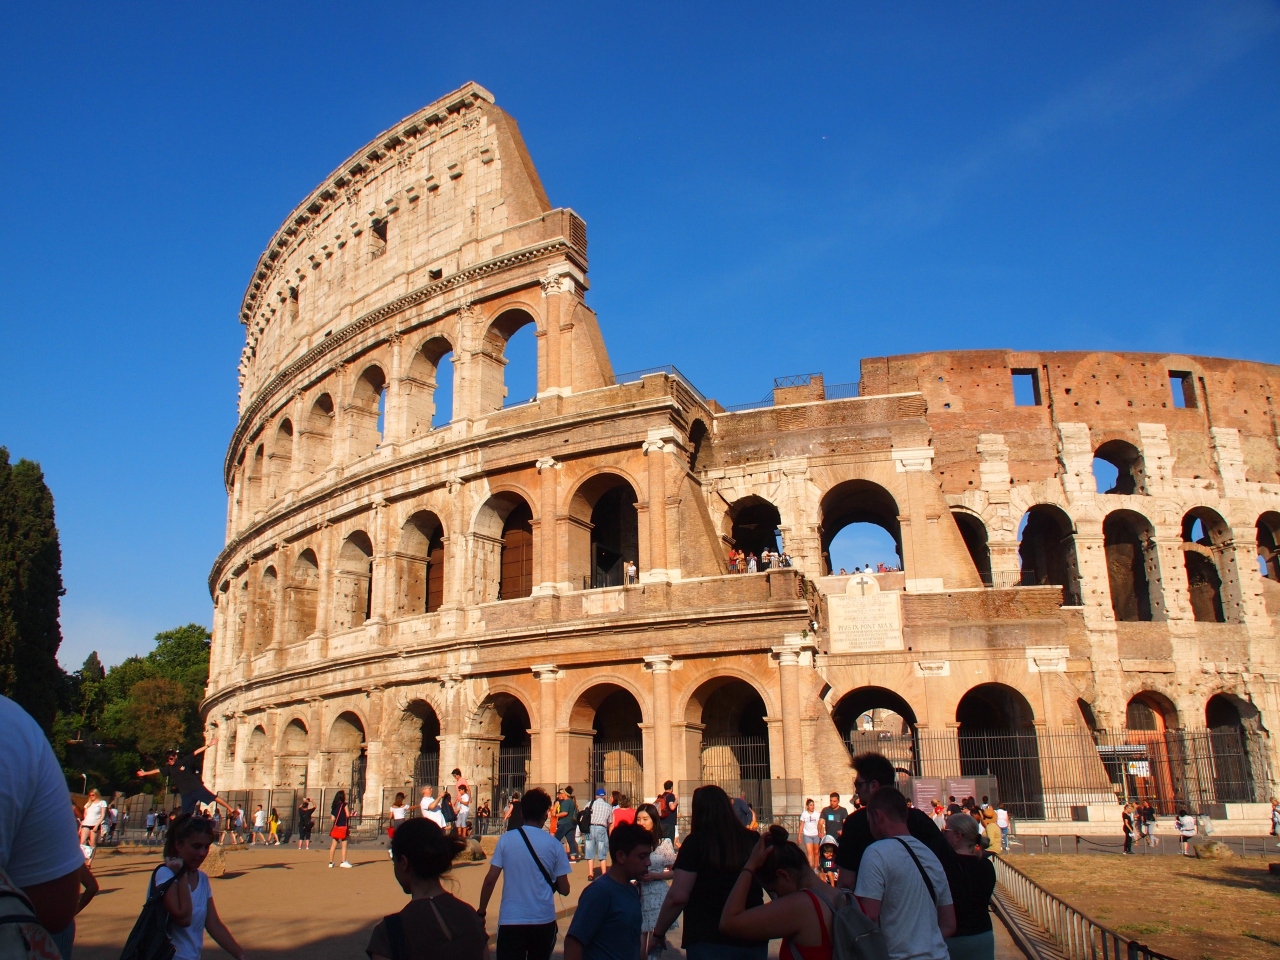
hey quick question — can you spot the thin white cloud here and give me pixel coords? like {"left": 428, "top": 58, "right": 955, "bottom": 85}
{"left": 58, "top": 606, "right": 157, "bottom": 672}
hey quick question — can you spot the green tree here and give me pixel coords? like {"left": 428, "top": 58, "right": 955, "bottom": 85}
{"left": 0, "top": 447, "right": 67, "bottom": 731}
{"left": 119, "top": 677, "right": 190, "bottom": 755}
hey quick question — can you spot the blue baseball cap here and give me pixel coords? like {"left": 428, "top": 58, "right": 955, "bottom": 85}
{"left": 596, "top": 788, "right": 606, "bottom": 797}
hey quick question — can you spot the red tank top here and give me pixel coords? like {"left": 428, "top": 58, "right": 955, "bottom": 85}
{"left": 782, "top": 890, "right": 832, "bottom": 960}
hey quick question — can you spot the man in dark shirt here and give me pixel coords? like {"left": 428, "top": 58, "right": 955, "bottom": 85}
{"left": 819, "top": 792, "right": 847, "bottom": 840}
{"left": 836, "top": 752, "right": 983, "bottom": 935}
{"left": 657, "top": 780, "right": 678, "bottom": 842}
{"left": 137, "top": 741, "right": 232, "bottom": 816}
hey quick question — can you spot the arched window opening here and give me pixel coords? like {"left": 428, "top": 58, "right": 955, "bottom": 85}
{"left": 952, "top": 511, "right": 992, "bottom": 587}
{"left": 1257, "top": 513, "right": 1280, "bottom": 582}
{"left": 832, "top": 687, "right": 918, "bottom": 775}
{"left": 245, "top": 726, "right": 268, "bottom": 785}
{"left": 303, "top": 394, "right": 334, "bottom": 475}
{"left": 689, "top": 678, "right": 771, "bottom": 811}
{"left": 820, "top": 480, "right": 902, "bottom": 575}
{"left": 1093, "top": 440, "right": 1146, "bottom": 495}
{"left": 472, "top": 694, "right": 532, "bottom": 807}
{"left": 349, "top": 365, "right": 387, "bottom": 458}
{"left": 247, "top": 444, "right": 265, "bottom": 515}
{"left": 1182, "top": 508, "right": 1238, "bottom": 623}
{"left": 956, "top": 683, "right": 1044, "bottom": 820}
{"left": 688, "top": 419, "right": 708, "bottom": 473}
{"left": 270, "top": 420, "right": 293, "bottom": 499}
{"left": 1103, "top": 510, "right": 1157, "bottom": 622}
{"left": 570, "top": 685, "right": 644, "bottom": 795}
{"left": 727, "top": 497, "right": 782, "bottom": 567}
{"left": 501, "top": 501, "right": 534, "bottom": 600}
{"left": 1017, "top": 505, "right": 1081, "bottom": 605}
{"left": 1120, "top": 692, "right": 1183, "bottom": 814}
{"left": 502, "top": 322, "right": 538, "bottom": 408}
{"left": 278, "top": 719, "right": 309, "bottom": 789}
{"left": 406, "top": 701, "right": 442, "bottom": 792}
{"left": 475, "top": 493, "right": 535, "bottom": 602}
{"left": 328, "top": 712, "right": 367, "bottom": 810}
{"left": 396, "top": 511, "right": 447, "bottom": 615}
{"left": 481, "top": 309, "right": 538, "bottom": 413}
{"left": 575, "top": 476, "right": 639, "bottom": 588}
{"left": 285, "top": 549, "right": 319, "bottom": 643}
{"left": 1205, "top": 694, "right": 1263, "bottom": 803}
{"left": 334, "top": 532, "right": 374, "bottom": 630}
{"left": 404, "top": 336, "right": 455, "bottom": 436}
{"left": 251, "top": 566, "right": 278, "bottom": 656}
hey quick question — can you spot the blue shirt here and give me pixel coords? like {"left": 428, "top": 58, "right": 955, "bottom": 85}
{"left": 566, "top": 873, "right": 642, "bottom": 960}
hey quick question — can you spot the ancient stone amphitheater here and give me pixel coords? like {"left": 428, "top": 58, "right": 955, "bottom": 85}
{"left": 203, "top": 82, "right": 1276, "bottom": 834}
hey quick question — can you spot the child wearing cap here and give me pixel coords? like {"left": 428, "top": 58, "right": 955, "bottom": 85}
{"left": 818, "top": 837, "right": 839, "bottom": 885}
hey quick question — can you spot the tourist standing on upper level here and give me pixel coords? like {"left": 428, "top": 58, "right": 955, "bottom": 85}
{"left": 942, "top": 814, "right": 996, "bottom": 960}
{"left": 478, "top": 789, "right": 571, "bottom": 960}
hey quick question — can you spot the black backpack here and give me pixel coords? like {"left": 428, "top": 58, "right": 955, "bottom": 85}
{"left": 119, "top": 866, "right": 177, "bottom": 960}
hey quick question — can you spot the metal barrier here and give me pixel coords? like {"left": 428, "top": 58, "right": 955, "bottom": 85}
{"left": 993, "top": 855, "right": 1177, "bottom": 960}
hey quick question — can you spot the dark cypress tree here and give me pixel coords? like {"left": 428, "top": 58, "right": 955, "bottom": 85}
{"left": 0, "top": 447, "right": 66, "bottom": 731}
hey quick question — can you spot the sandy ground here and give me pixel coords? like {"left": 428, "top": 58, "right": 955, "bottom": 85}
{"left": 68, "top": 843, "right": 1023, "bottom": 959}
{"left": 1006, "top": 852, "right": 1280, "bottom": 960}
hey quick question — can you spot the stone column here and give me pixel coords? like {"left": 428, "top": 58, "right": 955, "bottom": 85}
{"left": 439, "top": 674, "right": 463, "bottom": 782}
{"left": 366, "top": 501, "right": 390, "bottom": 640}
{"left": 773, "top": 641, "right": 805, "bottom": 784}
{"left": 533, "top": 665, "right": 559, "bottom": 786}
{"left": 383, "top": 332, "right": 405, "bottom": 447}
{"left": 364, "top": 686, "right": 385, "bottom": 813}
{"left": 536, "top": 458, "right": 561, "bottom": 594}
{"left": 306, "top": 698, "right": 325, "bottom": 791}
{"left": 643, "top": 439, "right": 668, "bottom": 580}
{"left": 309, "top": 526, "right": 334, "bottom": 657}
{"left": 645, "top": 656, "right": 674, "bottom": 793}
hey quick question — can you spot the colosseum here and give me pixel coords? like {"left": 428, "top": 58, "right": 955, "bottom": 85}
{"left": 203, "top": 82, "right": 1277, "bottom": 835}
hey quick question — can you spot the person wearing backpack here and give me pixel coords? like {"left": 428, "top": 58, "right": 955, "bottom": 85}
{"left": 477, "top": 788, "right": 571, "bottom": 960}
{"left": 855, "top": 789, "right": 954, "bottom": 960}
{"left": 366, "top": 816, "right": 488, "bottom": 960}
{"left": 144, "top": 813, "right": 246, "bottom": 960}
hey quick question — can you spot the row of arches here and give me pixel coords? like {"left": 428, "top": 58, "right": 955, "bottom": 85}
{"left": 231, "top": 309, "right": 539, "bottom": 525}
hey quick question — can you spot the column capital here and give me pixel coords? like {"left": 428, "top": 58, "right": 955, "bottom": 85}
{"left": 643, "top": 655, "right": 674, "bottom": 672}
{"left": 772, "top": 646, "right": 801, "bottom": 666}
{"left": 532, "top": 663, "right": 560, "bottom": 681}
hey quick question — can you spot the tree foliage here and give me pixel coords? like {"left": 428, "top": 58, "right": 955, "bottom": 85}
{"left": 0, "top": 447, "right": 68, "bottom": 732}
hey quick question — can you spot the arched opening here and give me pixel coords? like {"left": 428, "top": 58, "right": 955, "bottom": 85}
{"left": 481, "top": 308, "right": 539, "bottom": 413}
{"left": 502, "top": 322, "right": 539, "bottom": 407}
{"left": 247, "top": 443, "right": 265, "bottom": 515}
{"left": 395, "top": 511, "right": 447, "bottom": 616}
{"left": 831, "top": 687, "right": 918, "bottom": 775}
{"left": 1093, "top": 439, "right": 1146, "bottom": 495}
{"left": 278, "top": 719, "right": 309, "bottom": 790}
{"left": 1103, "top": 510, "right": 1157, "bottom": 622}
{"left": 726, "top": 496, "right": 782, "bottom": 566}
{"left": 952, "top": 511, "right": 992, "bottom": 587}
{"left": 251, "top": 566, "right": 278, "bottom": 656}
{"left": 474, "top": 493, "right": 535, "bottom": 602}
{"left": 405, "top": 701, "right": 442, "bottom": 791}
{"left": 956, "top": 683, "right": 1044, "bottom": 819}
{"left": 1018, "top": 505, "right": 1081, "bottom": 605}
{"left": 820, "top": 480, "right": 902, "bottom": 575}
{"left": 1121, "top": 692, "right": 1183, "bottom": 814}
{"left": 285, "top": 549, "right": 319, "bottom": 643}
{"left": 687, "top": 678, "right": 771, "bottom": 812}
{"left": 1205, "top": 694, "right": 1262, "bottom": 803}
{"left": 688, "top": 419, "right": 708, "bottom": 473}
{"left": 349, "top": 365, "right": 388, "bottom": 458}
{"left": 333, "top": 532, "right": 374, "bottom": 630}
{"left": 1182, "top": 508, "right": 1237, "bottom": 623}
{"left": 473, "top": 694, "right": 532, "bottom": 809}
{"left": 569, "top": 474, "right": 639, "bottom": 589}
{"left": 328, "top": 712, "right": 367, "bottom": 811}
{"left": 1257, "top": 513, "right": 1280, "bottom": 582}
{"left": 303, "top": 393, "right": 334, "bottom": 475}
{"left": 245, "top": 725, "right": 268, "bottom": 786}
{"left": 270, "top": 419, "right": 293, "bottom": 499}
{"left": 405, "top": 336, "right": 454, "bottom": 435}
{"left": 569, "top": 685, "right": 644, "bottom": 796}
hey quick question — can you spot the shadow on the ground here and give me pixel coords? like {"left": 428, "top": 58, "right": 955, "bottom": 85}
{"left": 75, "top": 930, "right": 378, "bottom": 960}
{"left": 1185, "top": 863, "right": 1280, "bottom": 894}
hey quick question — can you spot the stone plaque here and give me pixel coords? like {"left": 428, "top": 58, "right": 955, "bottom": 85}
{"left": 827, "top": 576, "right": 904, "bottom": 653}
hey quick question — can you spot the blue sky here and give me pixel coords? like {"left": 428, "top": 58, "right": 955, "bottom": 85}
{"left": 1, "top": 2, "right": 1277, "bottom": 669}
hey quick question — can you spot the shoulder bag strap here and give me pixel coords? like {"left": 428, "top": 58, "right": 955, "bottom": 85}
{"left": 384, "top": 912, "right": 408, "bottom": 960}
{"left": 516, "top": 826, "right": 557, "bottom": 890}
{"left": 891, "top": 837, "right": 937, "bottom": 905}
{"left": 425, "top": 896, "right": 454, "bottom": 941}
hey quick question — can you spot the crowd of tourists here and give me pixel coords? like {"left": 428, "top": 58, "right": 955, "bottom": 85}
{"left": 727, "top": 549, "right": 793, "bottom": 573}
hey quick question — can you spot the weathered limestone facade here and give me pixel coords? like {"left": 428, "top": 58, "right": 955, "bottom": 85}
{"left": 203, "top": 83, "right": 1278, "bottom": 828}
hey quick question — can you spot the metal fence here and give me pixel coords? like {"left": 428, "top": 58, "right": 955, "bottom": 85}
{"left": 994, "top": 854, "right": 1176, "bottom": 959}
{"left": 843, "top": 727, "right": 1269, "bottom": 821}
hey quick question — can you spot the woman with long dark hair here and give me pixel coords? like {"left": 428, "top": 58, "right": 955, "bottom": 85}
{"left": 650, "top": 785, "right": 766, "bottom": 960}
{"left": 151, "top": 814, "right": 246, "bottom": 960}
{"left": 328, "top": 790, "right": 351, "bottom": 868}
{"left": 635, "top": 802, "right": 677, "bottom": 958}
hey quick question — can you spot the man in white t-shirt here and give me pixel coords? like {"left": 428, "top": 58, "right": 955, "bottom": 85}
{"left": 251, "top": 805, "right": 268, "bottom": 845}
{"left": 995, "top": 805, "right": 1010, "bottom": 852}
{"left": 420, "top": 786, "right": 445, "bottom": 827}
{"left": 478, "top": 788, "right": 571, "bottom": 960}
{"left": 854, "top": 787, "right": 955, "bottom": 960}
{"left": 0, "top": 695, "right": 85, "bottom": 936}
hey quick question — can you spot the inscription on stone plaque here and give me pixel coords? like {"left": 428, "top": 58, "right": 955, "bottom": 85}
{"left": 827, "top": 575, "right": 904, "bottom": 653}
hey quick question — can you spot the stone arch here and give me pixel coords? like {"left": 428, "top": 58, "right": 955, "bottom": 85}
{"left": 474, "top": 490, "right": 536, "bottom": 602}
{"left": 276, "top": 718, "right": 309, "bottom": 789}
{"left": 688, "top": 419, "right": 709, "bottom": 473}
{"left": 1017, "top": 504, "right": 1081, "bottom": 605}
{"left": 251, "top": 565, "right": 278, "bottom": 656}
{"left": 245, "top": 724, "right": 269, "bottom": 786}
{"left": 956, "top": 682, "right": 1044, "bottom": 819}
{"left": 395, "top": 510, "right": 447, "bottom": 616}
{"left": 303, "top": 392, "right": 334, "bottom": 475}
{"left": 1182, "top": 507, "right": 1239, "bottom": 623}
{"left": 1103, "top": 509, "right": 1159, "bottom": 621}
{"left": 391, "top": 699, "right": 442, "bottom": 790}
{"left": 1122, "top": 692, "right": 1183, "bottom": 814}
{"left": 285, "top": 548, "right": 319, "bottom": 642}
{"left": 568, "top": 471, "right": 640, "bottom": 589}
{"left": 1204, "top": 693, "right": 1263, "bottom": 802}
{"left": 819, "top": 480, "right": 902, "bottom": 575}
{"left": 470, "top": 691, "right": 533, "bottom": 804}
{"left": 348, "top": 363, "right": 388, "bottom": 458}
{"left": 683, "top": 675, "right": 772, "bottom": 793}
{"left": 831, "top": 686, "right": 920, "bottom": 774}
{"left": 479, "top": 307, "right": 541, "bottom": 414}
{"left": 247, "top": 443, "right": 265, "bottom": 515}
{"left": 333, "top": 531, "right": 373, "bottom": 630}
{"left": 270, "top": 419, "right": 293, "bottom": 498}
{"left": 951, "top": 509, "right": 992, "bottom": 587}
{"left": 405, "top": 335, "right": 455, "bottom": 435}
{"left": 1256, "top": 512, "right": 1280, "bottom": 582}
{"left": 1093, "top": 438, "right": 1147, "bottom": 495}
{"left": 327, "top": 711, "right": 367, "bottom": 802}
{"left": 724, "top": 496, "right": 782, "bottom": 565}
{"left": 566, "top": 683, "right": 645, "bottom": 796}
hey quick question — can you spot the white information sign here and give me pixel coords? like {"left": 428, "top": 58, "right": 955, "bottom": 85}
{"left": 827, "top": 575, "right": 904, "bottom": 654}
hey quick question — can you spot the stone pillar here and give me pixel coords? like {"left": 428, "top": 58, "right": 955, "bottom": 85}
{"left": 645, "top": 656, "right": 674, "bottom": 793}
{"left": 439, "top": 674, "right": 463, "bottom": 781}
{"left": 306, "top": 698, "right": 325, "bottom": 791}
{"left": 309, "top": 527, "right": 334, "bottom": 656}
{"left": 366, "top": 501, "right": 390, "bottom": 639}
{"left": 364, "top": 686, "right": 385, "bottom": 813}
{"left": 533, "top": 665, "right": 559, "bottom": 786}
{"left": 536, "top": 458, "right": 561, "bottom": 593}
{"left": 773, "top": 641, "right": 805, "bottom": 783}
{"left": 643, "top": 439, "right": 669, "bottom": 580}
{"left": 383, "top": 332, "right": 405, "bottom": 447}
